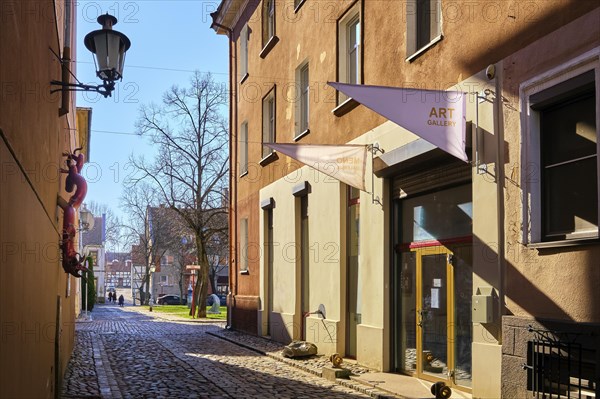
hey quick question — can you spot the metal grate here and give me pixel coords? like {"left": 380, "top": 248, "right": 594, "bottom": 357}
{"left": 523, "top": 325, "right": 597, "bottom": 399}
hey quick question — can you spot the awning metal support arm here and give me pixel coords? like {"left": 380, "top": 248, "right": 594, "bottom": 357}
{"left": 369, "top": 143, "right": 385, "bottom": 206}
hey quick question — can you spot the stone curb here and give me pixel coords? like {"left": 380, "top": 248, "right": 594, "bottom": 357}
{"left": 93, "top": 333, "right": 123, "bottom": 399}
{"left": 206, "top": 331, "right": 403, "bottom": 399}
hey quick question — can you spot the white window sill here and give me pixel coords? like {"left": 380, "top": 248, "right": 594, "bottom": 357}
{"left": 240, "top": 270, "right": 249, "bottom": 275}
{"left": 527, "top": 236, "right": 599, "bottom": 249}
{"left": 239, "top": 170, "right": 248, "bottom": 178}
{"left": 332, "top": 97, "right": 359, "bottom": 117}
{"left": 294, "top": 0, "right": 307, "bottom": 13}
{"left": 406, "top": 34, "right": 444, "bottom": 63}
{"left": 259, "top": 151, "right": 278, "bottom": 166}
{"left": 294, "top": 129, "right": 310, "bottom": 141}
{"left": 260, "top": 36, "right": 279, "bottom": 59}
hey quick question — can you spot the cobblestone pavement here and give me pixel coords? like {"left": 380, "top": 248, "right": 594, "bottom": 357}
{"left": 61, "top": 305, "right": 377, "bottom": 399}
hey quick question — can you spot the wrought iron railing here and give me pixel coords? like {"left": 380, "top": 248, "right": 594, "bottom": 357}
{"left": 523, "top": 325, "right": 597, "bottom": 399}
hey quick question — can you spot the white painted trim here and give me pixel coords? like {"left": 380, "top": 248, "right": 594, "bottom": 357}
{"left": 519, "top": 46, "right": 600, "bottom": 244}
{"left": 405, "top": 34, "right": 443, "bottom": 63}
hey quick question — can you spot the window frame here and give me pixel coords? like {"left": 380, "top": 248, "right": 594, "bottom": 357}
{"left": 240, "top": 218, "right": 249, "bottom": 273}
{"left": 260, "top": 0, "right": 278, "bottom": 58}
{"left": 261, "top": 86, "right": 277, "bottom": 162}
{"left": 520, "top": 48, "right": 600, "bottom": 247}
{"left": 239, "top": 24, "right": 249, "bottom": 83}
{"left": 335, "top": 2, "right": 362, "bottom": 108}
{"left": 405, "top": 0, "right": 442, "bottom": 62}
{"left": 240, "top": 121, "right": 248, "bottom": 176}
{"left": 295, "top": 62, "right": 310, "bottom": 140}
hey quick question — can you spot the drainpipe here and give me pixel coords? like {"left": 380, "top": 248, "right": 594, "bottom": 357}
{"left": 230, "top": 36, "right": 237, "bottom": 331}
{"left": 211, "top": 17, "right": 235, "bottom": 330}
{"left": 494, "top": 65, "right": 505, "bottom": 344}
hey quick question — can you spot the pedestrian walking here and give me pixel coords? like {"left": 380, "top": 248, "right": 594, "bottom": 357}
{"left": 118, "top": 294, "right": 124, "bottom": 307}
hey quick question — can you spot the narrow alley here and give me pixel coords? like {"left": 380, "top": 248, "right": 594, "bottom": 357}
{"left": 61, "top": 305, "right": 375, "bottom": 399}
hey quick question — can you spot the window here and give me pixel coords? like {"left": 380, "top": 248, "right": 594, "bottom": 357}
{"left": 260, "top": 0, "right": 278, "bottom": 57}
{"left": 160, "top": 275, "right": 168, "bottom": 284}
{"left": 406, "top": 0, "right": 441, "bottom": 60}
{"left": 240, "top": 218, "right": 249, "bottom": 273}
{"left": 240, "top": 121, "right": 248, "bottom": 175}
{"left": 521, "top": 50, "right": 599, "bottom": 245}
{"left": 295, "top": 63, "right": 309, "bottom": 139}
{"left": 337, "top": 3, "right": 361, "bottom": 105}
{"left": 262, "top": 87, "right": 276, "bottom": 159}
{"left": 239, "top": 24, "right": 249, "bottom": 82}
{"left": 536, "top": 73, "right": 597, "bottom": 241}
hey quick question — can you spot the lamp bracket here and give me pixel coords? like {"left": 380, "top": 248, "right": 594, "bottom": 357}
{"left": 50, "top": 80, "right": 115, "bottom": 98}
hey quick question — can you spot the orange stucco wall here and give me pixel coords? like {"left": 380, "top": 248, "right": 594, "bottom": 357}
{"left": 1, "top": 0, "right": 80, "bottom": 396}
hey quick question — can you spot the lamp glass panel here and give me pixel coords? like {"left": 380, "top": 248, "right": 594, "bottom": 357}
{"left": 93, "top": 33, "right": 109, "bottom": 71}
{"left": 93, "top": 32, "right": 124, "bottom": 80}
{"left": 106, "top": 32, "right": 121, "bottom": 71}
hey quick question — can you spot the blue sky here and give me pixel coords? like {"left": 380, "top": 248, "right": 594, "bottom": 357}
{"left": 76, "top": 1, "right": 229, "bottom": 221}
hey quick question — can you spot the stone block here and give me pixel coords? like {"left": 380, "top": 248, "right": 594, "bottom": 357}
{"left": 322, "top": 366, "right": 351, "bottom": 381}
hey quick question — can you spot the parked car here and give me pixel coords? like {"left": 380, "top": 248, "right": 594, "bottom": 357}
{"left": 157, "top": 294, "right": 186, "bottom": 305}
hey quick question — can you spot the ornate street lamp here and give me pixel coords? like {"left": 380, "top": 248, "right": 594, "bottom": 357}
{"left": 51, "top": 13, "right": 131, "bottom": 98}
{"left": 79, "top": 205, "right": 95, "bottom": 231}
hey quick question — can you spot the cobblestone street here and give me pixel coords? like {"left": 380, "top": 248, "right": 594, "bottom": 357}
{"left": 61, "top": 305, "right": 374, "bottom": 399}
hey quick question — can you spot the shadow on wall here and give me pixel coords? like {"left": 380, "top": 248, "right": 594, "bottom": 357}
{"left": 457, "top": 1, "right": 599, "bottom": 84}
{"left": 473, "top": 235, "right": 600, "bottom": 327}
{"left": 266, "top": 312, "right": 296, "bottom": 344}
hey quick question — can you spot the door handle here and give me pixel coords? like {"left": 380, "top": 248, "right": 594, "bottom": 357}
{"left": 417, "top": 310, "right": 425, "bottom": 327}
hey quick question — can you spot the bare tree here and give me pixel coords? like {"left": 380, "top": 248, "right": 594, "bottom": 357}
{"left": 130, "top": 72, "right": 229, "bottom": 318}
{"left": 120, "top": 182, "right": 175, "bottom": 305}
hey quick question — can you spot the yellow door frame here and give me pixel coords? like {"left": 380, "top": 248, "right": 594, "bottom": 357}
{"left": 413, "top": 245, "right": 465, "bottom": 390}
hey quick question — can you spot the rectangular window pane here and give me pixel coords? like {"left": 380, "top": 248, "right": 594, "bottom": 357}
{"left": 268, "top": 0, "right": 275, "bottom": 39}
{"left": 541, "top": 93, "right": 596, "bottom": 166}
{"left": 240, "top": 218, "right": 248, "bottom": 271}
{"left": 347, "top": 18, "right": 360, "bottom": 85}
{"left": 544, "top": 157, "right": 598, "bottom": 237}
{"left": 300, "top": 64, "right": 309, "bottom": 132}
{"left": 402, "top": 185, "right": 472, "bottom": 243}
{"left": 541, "top": 90, "right": 598, "bottom": 239}
{"left": 408, "top": 0, "right": 440, "bottom": 56}
{"left": 416, "top": 0, "right": 432, "bottom": 49}
{"left": 240, "top": 122, "right": 248, "bottom": 174}
{"left": 240, "top": 25, "right": 248, "bottom": 78}
{"left": 262, "top": 93, "right": 275, "bottom": 158}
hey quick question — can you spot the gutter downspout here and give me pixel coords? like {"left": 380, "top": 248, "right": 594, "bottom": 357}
{"left": 494, "top": 65, "right": 505, "bottom": 344}
{"left": 211, "top": 17, "right": 235, "bottom": 330}
{"left": 229, "top": 35, "right": 237, "bottom": 331}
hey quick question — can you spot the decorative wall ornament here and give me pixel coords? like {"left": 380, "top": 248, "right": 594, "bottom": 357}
{"left": 59, "top": 148, "right": 89, "bottom": 277}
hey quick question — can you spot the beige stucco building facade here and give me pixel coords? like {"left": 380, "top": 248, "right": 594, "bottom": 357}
{"left": 213, "top": 1, "right": 599, "bottom": 397}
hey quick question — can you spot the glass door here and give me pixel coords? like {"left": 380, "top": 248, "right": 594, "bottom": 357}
{"left": 417, "top": 248, "right": 450, "bottom": 381}
{"left": 414, "top": 245, "right": 472, "bottom": 390}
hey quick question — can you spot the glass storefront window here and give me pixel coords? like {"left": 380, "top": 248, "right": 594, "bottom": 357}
{"left": 402, "top": 185, "right": 472, "bottom": 243}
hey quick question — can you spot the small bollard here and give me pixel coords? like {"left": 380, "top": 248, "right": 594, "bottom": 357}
{"left": 431, "top": 381, "right": 452, "bottom": 399}
{"left": 149, "top": 305, "right": 153, "bottom": 312}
